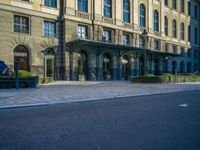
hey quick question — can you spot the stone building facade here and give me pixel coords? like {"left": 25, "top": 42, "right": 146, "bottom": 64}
{"left": 0, "top": 0, "right": 200, "bottom": 80}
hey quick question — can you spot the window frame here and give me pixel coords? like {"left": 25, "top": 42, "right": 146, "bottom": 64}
{"left": 153, "top": 10, "right": 159, "bottom": 32}
{"left": 78, "top": 0, "right": 88, "bottom": 13}
{"left": 43, "top": 20, "right": 57, "bottom": 37}
{"left": 13, "top": 14, "right": 30, "bottom": 34}
{"left": 44, "top": 0, "right": 57, "bottom": 8}
{"left": 172, "top": 19, "right": 177, "bottom": 38}
{"left": 139, "top": 3, "right": 146, "bottom": 27}
{"left": 123, "top": 0, "right": 130, "bottom": 23}
{"left": 180, "top": 22, "right": 185, "bottom": 40}
{"left": 77, "top": 25, "right": 88, "bottom": 39}
{"left": 104, "top": 0, "right": 112, "bottom": 18}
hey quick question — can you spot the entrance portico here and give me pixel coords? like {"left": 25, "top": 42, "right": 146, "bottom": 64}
{"left": 65, "top": 39, "right": 179, "bottom": 81}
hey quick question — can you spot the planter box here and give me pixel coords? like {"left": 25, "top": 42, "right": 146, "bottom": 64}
{"left": 131, "top": 76, "right": 200, "bottom": 83}
{"left": 0, "top": 76, "right": 38, "bottom": 88}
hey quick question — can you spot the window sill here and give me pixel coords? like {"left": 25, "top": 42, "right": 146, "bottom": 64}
{"left": 12, "top": 0, "right": 33, "bottom": 4}
{"left": 12, "top": 31, "right": 30, "bottom": 36}
{"left": 41, "top": 5, "right": 58, "bottom": 10}
{"left": 42, "top": 35, "right": 58, "bottom": 38}
{"left": 102, "top": 17, "right": 114, "bottom": 24}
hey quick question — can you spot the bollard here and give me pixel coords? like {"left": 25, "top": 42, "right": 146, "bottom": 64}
{"left": 15, "top": 63, "right": 19, "bottom": 89}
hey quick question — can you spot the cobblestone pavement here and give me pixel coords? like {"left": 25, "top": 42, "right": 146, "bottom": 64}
{"left": 0, "top": 81, "right": 200, "bottom": 109}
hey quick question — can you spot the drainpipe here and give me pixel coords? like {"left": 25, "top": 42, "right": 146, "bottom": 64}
{"left": 92, "top": 0, "right": 95, "bottom": 40}
{"left": 57, "top": 0, "right": 66, "bottom": 80}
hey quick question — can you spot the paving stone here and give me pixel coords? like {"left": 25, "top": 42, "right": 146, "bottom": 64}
{"left": 0, "top": 81, "right": 200, "bottom": 108}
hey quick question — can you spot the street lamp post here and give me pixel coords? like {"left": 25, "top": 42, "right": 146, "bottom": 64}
{"left": 141, "top": 29, "right": 148, "bottom": 76}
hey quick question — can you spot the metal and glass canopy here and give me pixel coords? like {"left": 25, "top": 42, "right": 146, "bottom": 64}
{"left": 65, "top": 38, "right": 179, "bottom": 57}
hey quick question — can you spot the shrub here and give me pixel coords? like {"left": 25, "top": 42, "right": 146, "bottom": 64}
{"left": 159, "top": 73, "right": 174, "bottom": 78}
{"left": 179, "top": 73, "right": 196, "bottom": 77}
{"left": 11, "top": 70, "right": 32, "bottom": 78}
{"left": 144, "top": 74, "right": 154, "bottom": 77}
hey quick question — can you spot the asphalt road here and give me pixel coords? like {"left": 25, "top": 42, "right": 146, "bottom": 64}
{"left": 0, "top": 90, "right": 200, "bottom": 150}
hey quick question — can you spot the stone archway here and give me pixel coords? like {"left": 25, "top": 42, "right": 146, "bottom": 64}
{"left": 14, "top": 45, "right": 30, "bottom": 71}
{"left": 122, "top": 55, "right": 131, "bottom": 80}
{"left": 103, "top": 53, "right": 111, "bottom": 80}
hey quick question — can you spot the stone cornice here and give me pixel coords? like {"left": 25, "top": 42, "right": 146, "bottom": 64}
{"left": 0, "top": 3, "right": 58, "bottom": 19}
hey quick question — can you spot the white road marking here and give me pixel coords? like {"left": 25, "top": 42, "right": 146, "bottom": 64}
{"left": 179, "top": 103, "right": 188, "bottom": 107}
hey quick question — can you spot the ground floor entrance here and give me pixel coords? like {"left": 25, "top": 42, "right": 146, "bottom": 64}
{"left": 65, "top": 39, "right": 178, "bottom": 81}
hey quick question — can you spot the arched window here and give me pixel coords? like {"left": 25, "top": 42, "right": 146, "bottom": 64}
{"left": 14, "top": 45, "right": 30, "bottom": 71}
{"left": 181, "top": 22, "right": 184, "bottom": 40}
{"left": 181, "top": 0, "right": 185, "bottom": 13}
{"left": 104, "top": 0, "right": 112, "bottom": 18}
{"left": 164, "top": 16, "right": 168, "bottom": 36}
{"left": 140, "top": 4, "right": 146, "bottom": 27}
{"left": 123, "top": 0, "right": 130, "bottom": 23}
{"left": 195, "top": 28, "right": 198, "bottom": 44}
{"left": 153, "top": 10, "right": 159, "bottom": 31}
{"left": 172, "top": 0, "right": 177, "bottom": 10}
{"left": 78, "top": 0, "right": 88, "bottom": 12}
{"left": 172, "top": 19, "right": 177, "bottom": 38}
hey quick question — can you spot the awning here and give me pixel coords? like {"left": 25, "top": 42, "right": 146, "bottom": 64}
{"left": 65, "top": 38, "right": 180, "bottom": 57}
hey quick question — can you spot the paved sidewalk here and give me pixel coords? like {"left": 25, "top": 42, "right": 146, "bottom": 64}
{"left": 0, "top": 81, "right": 200, "bottom": 109}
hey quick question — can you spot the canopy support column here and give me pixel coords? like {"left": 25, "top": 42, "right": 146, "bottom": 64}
{"left": 96, "top": 46, "right": 100, "bottom": 80}
{"left": 69, "top": 45, "right": 74, "bottom": 81}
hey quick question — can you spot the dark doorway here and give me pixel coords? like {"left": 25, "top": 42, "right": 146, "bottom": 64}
{"left": 154, "top": 59, "right": 159, "bottom": 75}
{"left": 172, "top": 61, "right": 177, "bottom": 74}
{"left": 187, "top": 62, "right": 191, "bottom": 73}
{"left": 122, "top": 55, "right": 130, "bottom": 80}
{"left": 103, "top": 53, "right": 111, "bottom": 80}
{"left": 14, "top": 45, "right": 30, "bottom": 71}
{"left": 180, "top": 61, "right": 185, "bottom": 73}
{"left": 78, "top": 50, "right": 88, "bottom": 80}
{"left": 139, "top": 57, "right": 144, "bottom": 76}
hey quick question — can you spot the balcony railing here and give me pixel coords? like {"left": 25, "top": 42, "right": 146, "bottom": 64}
{"left": 103, "top": 17, "right": 114, "bottom": 24}
{"left": 75, "top": 11, "right": 90, "bottom": 19}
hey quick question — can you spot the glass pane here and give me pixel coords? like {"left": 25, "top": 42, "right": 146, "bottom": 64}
{"left": 46, "top": 59, "right": 53, "bottom": 77}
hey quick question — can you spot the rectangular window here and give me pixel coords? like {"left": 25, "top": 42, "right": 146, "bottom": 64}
{"left": 78, "top": 0, "right": 88, "bottom": 13}
{"left": 77, "top": 25, "right": 88, "bottom": 39}
{"left": 22, "top": 0, "right": 30, "bottom": 2}
{"left": 104, "top": 0, "right": 112, "bottom": 18}
{"left": 188, "top": 2, "right": 191, "bottom": 16}
{"left": 154, "top": 40, "right": 159, "bottom": 51}
{"left": 181, "top": 0, "right": 185, "bottom": 13}
{"left": 103, "top": 30, "right": 111, "bottom": 42}
{"left": 44, "top": 21, "right": 56, "bottom": 37}
{"left": 44, "top": 0, "right": 57, "bottom": 8}
{"left": 172, "top": 0, "right": 177, "bottom": 10}
{"left": 14, "top": 15, "right": 29, "bottom": 34}
{"left": 164, "top": 0, "right": 168, "bottom": 6}
{"left": 172, "top": 45, "right": 177, "bottom": 54}
{"left": 165, "top": 43, "right": 169, "bottom": 52}
{"left": 194, "top": 6, "right": 198, "bottom": 19}
{"left": 181, "top": 47, "right": 185, "bottom": 56}
{"left": 122, "top": 34, "right": 129, "bottom": 45}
